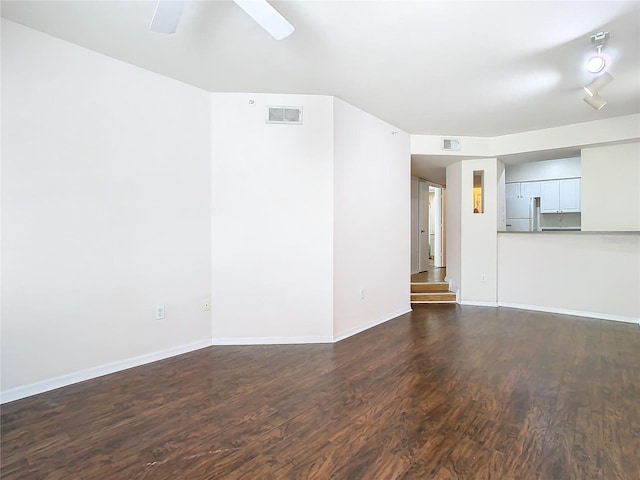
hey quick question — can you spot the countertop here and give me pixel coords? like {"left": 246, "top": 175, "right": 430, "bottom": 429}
{"left": 499, "top": 230, "right": 640, "bottom": 235}
{"left": 540, "top": 227, "right": 581, "bottom": 231}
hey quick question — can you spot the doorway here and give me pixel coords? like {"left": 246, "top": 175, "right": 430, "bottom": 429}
{"left": 418, "top": 181, "right": 445, "bottom": 272}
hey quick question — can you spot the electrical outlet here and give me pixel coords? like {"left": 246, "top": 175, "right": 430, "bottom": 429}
{"left": 155, "top": 305, "right": 165, "bottom": 320}
{"left": 480, "top": 274, "right": 487, "bottom": 283}
{"left": 203, "top": 300, "right": 210, "bottom": 311}
{"left": 359, "top": 288, "right": 365, "bottom": 300}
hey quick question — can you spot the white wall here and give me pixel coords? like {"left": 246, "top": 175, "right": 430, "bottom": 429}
{"left": 460, "top": 158, "right": 498, "bottom": 304}
{"left": 210, "top": 93, "right": 334, "bottom": 342}
{"left": 333, "top": 98, "right": 410, "bottom": 339}
{"left": 1, "top": 20, "right": 212, "bottom": 394}
{"left": 445, "top": 162, "right": 462, "bottom": 292}
{"left": 581, "top": 142, "right": 640, "bottom": 231}
{"left": 505, "top": 157, "right": 581, "bottom": 183}
{"left": 498, "top": 233, "right": 640, "bottom": 323}
{"left": 411, "top": 135, "right": 491, "bottom": 157}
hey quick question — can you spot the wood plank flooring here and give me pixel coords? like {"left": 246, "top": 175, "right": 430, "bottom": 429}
{"left": 411, "top": 268, "right": 446, "bottom": 283}
{"left": 2, "top": 306, "right": 639, "bottom": 479}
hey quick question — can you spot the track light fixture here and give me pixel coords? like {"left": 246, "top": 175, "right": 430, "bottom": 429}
{"left": 583, "top": 94, "right": 607, "bottom": 111}
{"left": 587, "top": 56, "right": 605, "bottom": 74}
{"left": 582, "top": 32, "right": 614, "bottom": 110}
{"left": 586, "top": 32, "right": 609, "bottom": 73}
{"left": 584, "top": 71, "right": 614, "bottom": 97}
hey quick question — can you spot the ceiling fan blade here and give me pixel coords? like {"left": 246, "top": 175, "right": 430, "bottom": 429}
{"left": 233, "top": 0, "right": 295, "bottom": 40}
{"left": 150, "top": 0, "right": 185, "bottom": 34}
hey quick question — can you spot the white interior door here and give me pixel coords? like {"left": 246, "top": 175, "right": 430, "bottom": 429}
{"left": 419, "top": 181, "right": 430, "bottom": 272}
{"left": 431, "top": 186, "right": 444, "bottom": 268}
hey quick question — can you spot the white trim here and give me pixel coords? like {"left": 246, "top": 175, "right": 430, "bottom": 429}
{"left": 450, "top": 286, "right": 459, "bottom": 303}
{"left": 212, "top": 335, "right": 333, "bottom": 345}
{"left": 333, "top": 307, "right": 412, "bottom": 343}
{"left": 498, "top": 302, "right": 640, "bottom": 325}
{"left": 0, "top": 339, "right": 214, "bottom": 404}
{"left": 460, "top": 300, "right": 499, "bottom": 307}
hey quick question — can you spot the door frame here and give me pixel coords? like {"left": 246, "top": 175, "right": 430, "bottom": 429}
{"left": 430, "top": 185, "right": 444, "bottom": 268}
{"left": 418, "top": 181, "right": 430, "bottom": 272}
{"left": 418, "top": 180, "right": 445, "bottom": 272}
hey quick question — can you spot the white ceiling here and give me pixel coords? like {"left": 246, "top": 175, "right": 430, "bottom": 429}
{"left": 2, "top": 1, "right": 639, "bottom": 138}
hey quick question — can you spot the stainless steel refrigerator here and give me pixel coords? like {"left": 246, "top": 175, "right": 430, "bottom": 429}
{"left": 506, "top": 197, "right": 540, "bottom": 232}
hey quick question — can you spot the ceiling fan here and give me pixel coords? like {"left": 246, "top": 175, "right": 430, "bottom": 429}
{"left": 149, "top": 0, "right": 295, "bottom": 40}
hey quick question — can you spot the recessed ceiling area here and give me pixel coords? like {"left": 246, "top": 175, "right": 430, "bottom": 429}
{"left": 411, "top": 154, "right": 482, "bottom": 186}
{"left": 497, "top": 148, "right": 582, "bottom": 166}
{"left": 412, "top": 147, "right": 589, "bottom": 186}
{"left": 2, "top": 0, "right": 639, "bottom": 138}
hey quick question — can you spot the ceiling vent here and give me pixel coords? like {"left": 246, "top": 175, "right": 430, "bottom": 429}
{"left": 442, "top": 137, "right": 461, "bottom": 151}
{"left": 266, "top": 106, "right": 303, "bottom": 125}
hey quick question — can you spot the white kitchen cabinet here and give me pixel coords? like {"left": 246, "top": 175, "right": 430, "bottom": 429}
{"left": 505, "top": 183, "right": 520, "bottom": 198}
{"left": 520, "top": 181, "right": 541, "bottom": 198}
{"left": 559, "top": 178, "right": 581, "bottom": 212}
{"left": 540, "top": 178, "right": 581, "bottom": 213}
{"left": 540, "top": 181, "right": 559, "bottom": 212}
{"left": 506, "top": 181, "right": 541, "bottom": 198}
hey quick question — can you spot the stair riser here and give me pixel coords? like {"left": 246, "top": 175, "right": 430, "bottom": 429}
{"left": 411, "top": 284, "right": 449, "bottom": 293}
{"left": 411, "top": 294, "right": 456, "bottom": 302}
{"left": 411, "top": 301, "right": 456, "bottom": 305}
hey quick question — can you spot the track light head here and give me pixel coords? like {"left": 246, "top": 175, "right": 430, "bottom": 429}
{"left": 584, "top": 71, "right": 614, "bottom": 96}
{"left": 583, "top": 94, "right": 607, "bottom": 111}
{"left": 587, "top": 55, "right": 605, "bottom": 73}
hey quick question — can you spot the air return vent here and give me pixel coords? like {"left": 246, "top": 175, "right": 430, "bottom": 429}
{"left": 266, "top": 106, "right": 303, "bottom": 125}
{"left": 442, "top": 137, "right": 461, "bottom": 151}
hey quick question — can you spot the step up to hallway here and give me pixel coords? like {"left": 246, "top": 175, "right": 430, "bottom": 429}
{"left": 411, "top": 282, "right": 456, "bottom": 304}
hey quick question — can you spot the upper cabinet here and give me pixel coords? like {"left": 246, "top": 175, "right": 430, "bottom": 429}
{"left": 505, "top": 183, "right": 520, "bottom": 198}
{"left": 559, "top": 179, "right": 581, "bottom": 212}
{"left": 540, "top": 181, "right": 560, "bottom": 212}
{"left": 520, "top": 182, "right": 541, "bottom": 198}
{"left": 540, "top": 179, "right": 581, "bottom": 213}
{"left": 505, "top": 181, "right": 541, "bottom": 198}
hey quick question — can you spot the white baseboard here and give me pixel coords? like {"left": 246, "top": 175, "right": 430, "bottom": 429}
{"left": 212, "top": 335, "right": 333, "bottom": 345}
{"left": 1, "top": 310, "right": 410, "bottom": 404}
{"left": 460, "top": 300, "right": 499, "bottom": 307}
{"left": 214, "top": 308, "right": 412, "bottom": 346}
{"left": 0, "top": 339, "right": 213, "bottom": 404}
{"left": 498, "top": 302, "right": 640, "bottom": 325}
{"left": 333, "top": 307, "right": 412, "bottom": 343}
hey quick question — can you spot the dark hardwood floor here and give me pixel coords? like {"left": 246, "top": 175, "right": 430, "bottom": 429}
{"left": 2, "top": 306, "right": 639, "bottom": 479}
